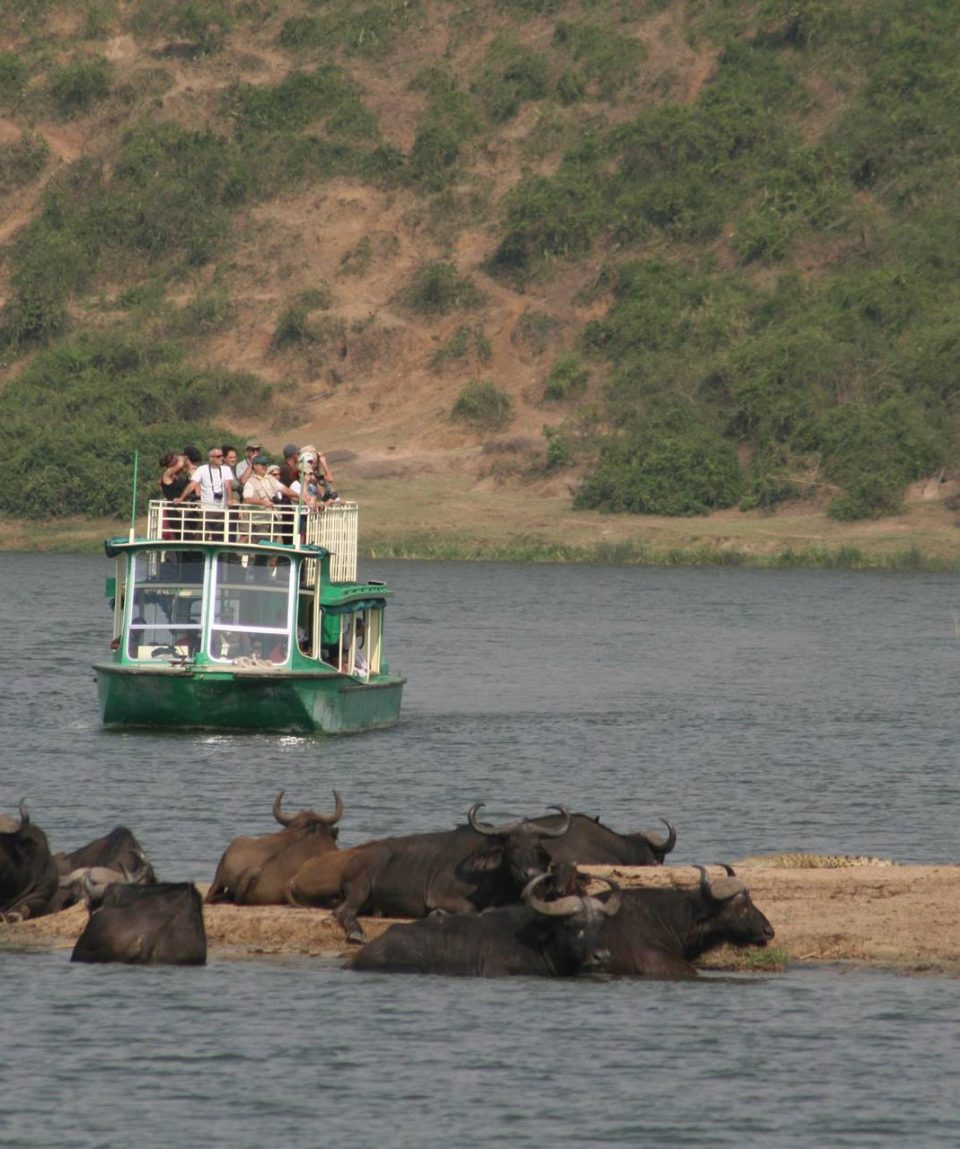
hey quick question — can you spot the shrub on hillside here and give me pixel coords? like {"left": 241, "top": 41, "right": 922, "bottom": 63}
{"left": 398, "top": 262, "right": 485, "bottom": 316}
{"left": 0, "top": 333, "right": 267, "bottom": 517}
{"left": 816, "top": 397, "right": 945, "bottom": 520}
{"left": 452, "top": 380, "right": 512, "bottom": 432}
{"left": 543, "top": 353, "right": 590, "bottom": 401}
{"left": 47, "top": 56, "right": 111, "bottom": 117}
{"left": 575, "top": 412, "right": 742, "bottom": 516}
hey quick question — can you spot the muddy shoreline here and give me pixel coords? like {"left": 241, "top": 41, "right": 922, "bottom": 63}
{"left": 4, "top": 863, "right": 959, "bottom": 975}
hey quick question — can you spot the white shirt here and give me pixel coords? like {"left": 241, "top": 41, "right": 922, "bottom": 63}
{"left": 193, "top": 464, "right": 235, "bottom": 506}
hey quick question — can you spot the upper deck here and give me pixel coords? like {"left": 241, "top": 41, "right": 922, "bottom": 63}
{"left": 145, "top": 499, "right": 359, "bottom": 582}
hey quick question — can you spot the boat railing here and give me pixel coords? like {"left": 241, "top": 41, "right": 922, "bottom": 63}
{"left": 145, "top": 499, "right": 359, "bottom": 582}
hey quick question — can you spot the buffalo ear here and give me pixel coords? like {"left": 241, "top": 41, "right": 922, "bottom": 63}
{"left": 466, "top": 847, "right": 504, "bottom": 873}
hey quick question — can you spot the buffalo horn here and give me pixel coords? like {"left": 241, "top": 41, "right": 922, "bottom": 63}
{"left": 523, "top": 873, "right": 622, "bottom": 918}
{"left": 696, "top": 864, "right": 746, "bottom": 903}
{"left": 642, "top": 818, "right": 677, "bottom": 854}
{"left": 273, "top": 789, "right": 344, "bottom": 827}
{"left": 531, "top": 805, "right": 572, "bottom": 839}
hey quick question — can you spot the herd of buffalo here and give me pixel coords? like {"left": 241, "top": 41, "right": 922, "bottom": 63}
{"left": 0, "top": 792, "right": 775, "bottom": 977}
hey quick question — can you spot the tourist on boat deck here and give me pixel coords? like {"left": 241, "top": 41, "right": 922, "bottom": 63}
{"left": 235, "top": 439, "right": 261, "bottom": 488}
{"left": 222, "top": 445, "right": 243, "bottom": 502}
{"left": 159, "top": 452, "right": 190, "bottom": 500}
{"left": 278, "top": 443, "right": 301, "bottom": 492}
{"left": 300, "top": 444, "right": 334, "bottom": 484}
{"left": 175, "top": 447, "right": 235, "bottom": 507}
{"left": 243, "top": 455, "right": 299, "bottom": 508}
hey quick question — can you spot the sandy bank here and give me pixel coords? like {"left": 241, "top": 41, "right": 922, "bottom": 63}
{"left": 4, "top": 863, "right": 959, "bottom": 974}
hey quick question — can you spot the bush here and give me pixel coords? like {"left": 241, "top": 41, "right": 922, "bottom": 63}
{"left": 452, "top": 379, "right": 512, "bottom": 432}
{"left": 48, "top": 56, "right": 111, "bottom": 117}
{"left": 474, "top": 36, "right": 550, "bottom": 123}
{"left": 575, "top": 411, "right": 742, "bottom": 515}
{"left": 398, "top": 262, "right": 485, "bottom": 316}
{"left": 817, "top": 397, "right": 945, "bottom": 520}
{"left": 543, "top": 353, "right": 589, "bottom": 401}
{"left": 0, "top": 332, "right": 263, "bottom": 517}
{"left": 0, "top": 52, "right": 27, "bottom": 106}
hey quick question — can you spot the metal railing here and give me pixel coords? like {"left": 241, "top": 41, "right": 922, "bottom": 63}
{"left": 146, "top": 499, "right": 358, "bottom": 582}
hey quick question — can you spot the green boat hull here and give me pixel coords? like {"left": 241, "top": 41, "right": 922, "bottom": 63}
{"left": 95, "top": 663, "right": 405, "bottom": 734}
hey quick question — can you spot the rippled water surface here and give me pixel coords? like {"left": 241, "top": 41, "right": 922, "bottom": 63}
{"left": 2, "top": 553, "right": 959, "bottom": 1148}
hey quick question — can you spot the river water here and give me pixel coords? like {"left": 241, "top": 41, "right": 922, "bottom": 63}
{"left": 2, "top": 553, "right": 959, "bottom": 1148}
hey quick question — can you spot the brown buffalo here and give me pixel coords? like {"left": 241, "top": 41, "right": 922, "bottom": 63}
{"left": 205, "top": 789, "right": 343, "bottom": 905}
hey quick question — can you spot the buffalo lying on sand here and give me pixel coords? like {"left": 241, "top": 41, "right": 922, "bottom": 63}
{"left": 350, "top": 872, "right": 622, "bottom": 977}
{"left": 526, "top": 812, "right": 677, "bottom": 867}
{"left": 601, "top": 865, "right": 775, "bottom": 978}
{"left": 290, "top": 803, "right": 574, "bottom": 943}
{"left": 0, "top": 802, "right": 60, "bottom": 922}
{"left": 71, "top": 881, "right": 207, "bottom": 965}
{"left": 50, "top": 826, "right": 156, "bottom": 912}
{"left": 206, "top": 789, "right": 343, "bottom": 905}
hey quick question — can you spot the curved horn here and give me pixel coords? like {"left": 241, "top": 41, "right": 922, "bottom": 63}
{"left": 696, "top": 864, "right": 745, "bottom": 903}
{"left": 16, "top": 800, "right": 29, "bottom": 834}
{"left": 719, "top": 863, "right": 736, "bottom": 877}
{"left": 592, "top": 875, "right": 622, "bottom": 918}
{"left": 272, "top": 789, "right": 291, "bottom": 826}
{"left": 531, "top": 805, "right": 572, "bottom": 839}
{"left": 642, "top": 818, "right": 677, "bottom": 855}
{"left": 315, "top": 789, "right": 344, "bottom": 827}
{"left": 468, "top": 803, "right": 523, "bottom": 837}
{"left": 522, "top": 873, "right": 583, "bottom": 917}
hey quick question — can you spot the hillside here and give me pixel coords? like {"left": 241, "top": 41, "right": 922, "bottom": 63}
{"left": 2, "top": 1, "right": 960, "bottom": 560}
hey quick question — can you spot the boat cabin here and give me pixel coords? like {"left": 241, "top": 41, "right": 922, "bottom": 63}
{"left": 105, "top": 501, "right": 389, "bottom": 679}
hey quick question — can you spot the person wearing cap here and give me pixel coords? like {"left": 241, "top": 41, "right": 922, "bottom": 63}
{"left": 236, "top": 438, "right": 261, "bottom": 488}
{"left": 242, "top": 454, "right": 300, "bottom": 541}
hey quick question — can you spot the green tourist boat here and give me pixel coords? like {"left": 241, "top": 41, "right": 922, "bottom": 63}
{"left": 94, "top": 499, "right": 405, "bottom": 733}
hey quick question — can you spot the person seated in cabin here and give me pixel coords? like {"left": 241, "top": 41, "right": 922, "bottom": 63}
{"left": 340, "top": 619, "right": 368, "bottom": 677}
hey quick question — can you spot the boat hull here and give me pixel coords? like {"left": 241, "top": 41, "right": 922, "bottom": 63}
{"left": 94, "top": 663, "right": 405, "bottom": 734}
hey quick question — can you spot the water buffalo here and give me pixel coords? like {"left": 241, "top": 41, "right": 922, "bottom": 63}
{"left": 350, "top": 872, "right": 622, "bottom": 977}
{"left": 526, "top": 812, "right": 677, "bottom": 867}
{"left": 0, "top": 802, "right": 60, "bottom": 921}
{"left": 50, "top": 826, "right": 156, "bottom": 912}
{"left": 71, "top": 881, "right": 207, "bottom": 965}
{"left": 292, "top": 803, "right": 573, "bottom": 943}
{"left": 205, "top": 789, "right": 343, "bottom": 905}
{"left": 602, "top": 865, "right": 775, "bottom": 978}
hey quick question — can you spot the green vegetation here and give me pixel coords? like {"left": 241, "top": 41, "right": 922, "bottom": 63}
{"left": 543, "top": 352, "right": 589, "bottom": 401}
{"left": 451, "top": 379, "right": 512, "bottom": 432}
{"left": 0, "top": 332, "right": 269, "bottom": 518}
{"left": 398, "top": 262, "right": 486, "bottom": 316}
{"left": 2, "top": 0, "right": 960, "bottom": 540}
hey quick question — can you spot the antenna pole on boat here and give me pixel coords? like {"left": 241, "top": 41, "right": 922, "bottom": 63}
{"left": 129, "top": 449, "right": 140, "bottom": 542}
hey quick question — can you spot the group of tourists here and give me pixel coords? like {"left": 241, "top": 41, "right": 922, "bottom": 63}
{"left": 159, "top": 440, "right": 340, "bottom": 510}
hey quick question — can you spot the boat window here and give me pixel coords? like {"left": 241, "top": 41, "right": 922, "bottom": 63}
{"left": 209, "top": 552, "right": 292, "bottom": 664}
{"left": 127, "top": 550, "right": 204, "bottom": 660}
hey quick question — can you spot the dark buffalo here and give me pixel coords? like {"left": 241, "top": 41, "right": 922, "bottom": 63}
{"left": 71, "top": 881, "right": 207, "bottom": 965}
{"left": 0, "top": 802, "right": 60, "bottom": 921}
{"left": 50, "top": 826, "right": 156, "bottom": 912}
{"left": 602, "top": 865, "right": 775, "bottom": 978}
{"left": 350, "top": 873, "right": 622, "bottom": 977}
{"left": 292, "top": 803, "right": 573, "bottom": 943}
{"left": 205, "top": 789, "right": 343, "bottom": 905}
{"left": 527, "top": 812, "right": 677, "bottom": 867}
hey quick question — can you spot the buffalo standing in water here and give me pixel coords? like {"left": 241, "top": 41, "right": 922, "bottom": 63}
{"left": 72, "top": 881, "right": 207, "bottom": 965}
{"left": 0, "top": 802, "right": 59, "bottom": 921}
